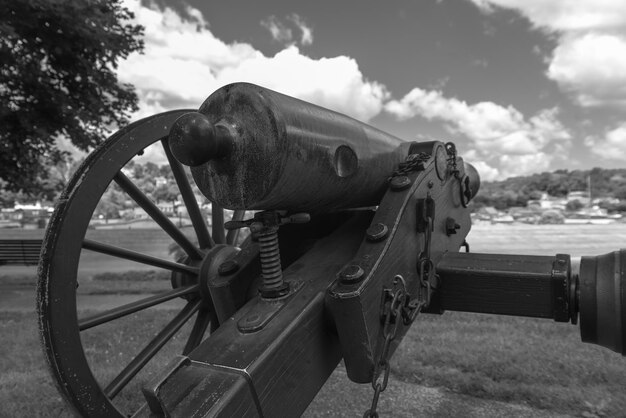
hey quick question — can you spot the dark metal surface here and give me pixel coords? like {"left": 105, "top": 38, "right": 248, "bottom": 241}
{"left": 579, "top": 250, "right": 626, "bottom": 355}
{"left": 327, "top": 142, "right": 475, "bottom": 383}
{"left": 180, "top": 82, "right": 413, "bottom": 212}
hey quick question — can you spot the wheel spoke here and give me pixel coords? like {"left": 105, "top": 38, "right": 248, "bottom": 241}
{"left": 226, "top": 210, "right": 245, "bottom": 245}
{"left": 182, "top": 308, "right": 214, "bottom": 355}
{"left": 212, "top": 204, "right": 225, "bottom": 244}
{"left": 114, "top": 172, "right": 204, "bottom": 260}
{"left": 104, "top": 299, "right": 202, "bottom": 399}
{"left": 161, "top": 138, "right": 214, "bottom": 249}
{"left": 82, "top": 239, "right": 198, "bottom": 275}
{"left": 79, "top": 285, "right": 199, "bottom": 331}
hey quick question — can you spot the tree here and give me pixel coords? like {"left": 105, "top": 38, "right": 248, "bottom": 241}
{"left": 615, "top": 185, "right": 626, "bottom": 201}
{"left": 565, "top": 199, "right": 584, "bottom": 212}
{"left": 0, "top": 0, "right": 144, "bottom": 191}
{"left": 144, "top": 162, "right": 161, "bottom": 179}
{"left": 153, "top": 184, "right": 179, "bottom": 204}
{"left": 94, "top": 186, "right": 125, "bottom": 221}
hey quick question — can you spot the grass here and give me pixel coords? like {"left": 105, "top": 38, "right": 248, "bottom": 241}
{"left": 2, "top": 224, "right": 626, "bottom": 416}
{"left": 0, "top": 309, "right": 191, "bottom": 417}
{"left": 394, "top": 313, "right": 626, "bottom": 417}
{"left": 1, "top": 270, "right": 171, "bottom": 295}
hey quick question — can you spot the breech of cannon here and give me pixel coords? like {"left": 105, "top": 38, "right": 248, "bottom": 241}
{"left": 168, "top": 82, "right": 413, "bottom": 212}
{"left": 436, "top": 250, "right": 626, "bottom": 356}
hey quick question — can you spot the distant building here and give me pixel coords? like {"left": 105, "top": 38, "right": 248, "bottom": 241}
{"left": 567, "top": 191, "right": 590, "bottom": 205}
{"left": 528, "top": 193, "right": 566, "bottom": 211}
{"left": 155, "top": 176, "right": 168, "bottom": 187}
{"left": 157, "top": 201, "right": 175, "bottom": 214}
{"left": 0, "top": 202, "right": 53, "bottom": 227}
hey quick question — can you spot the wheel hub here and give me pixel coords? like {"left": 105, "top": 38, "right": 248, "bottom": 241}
{"left": 171, "top": 245, "right": 240, "bottom": 308}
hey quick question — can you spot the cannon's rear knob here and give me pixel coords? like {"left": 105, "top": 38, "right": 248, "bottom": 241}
{"left": 168, "top": 112, "right": 233, "bottom": 167}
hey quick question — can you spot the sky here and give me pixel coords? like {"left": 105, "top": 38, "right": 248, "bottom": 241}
{"left": 113, "top": 0, "right": 626, "bottom": 181}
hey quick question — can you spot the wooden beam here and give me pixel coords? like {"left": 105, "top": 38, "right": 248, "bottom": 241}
{"left": 136, "top": 212, "right": 373, "bottom": 417}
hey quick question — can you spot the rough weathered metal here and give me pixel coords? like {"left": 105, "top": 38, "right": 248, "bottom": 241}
{"left": 183, "top": 82, "right": 412, "bottom": 212}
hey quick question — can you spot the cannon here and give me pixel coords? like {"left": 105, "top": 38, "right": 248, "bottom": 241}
{"left": 37, "top": 83, "right": 625, "bottom": 417}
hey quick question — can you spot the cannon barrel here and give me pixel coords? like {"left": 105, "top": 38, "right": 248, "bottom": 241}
{"left": 169, "top": 82, "right": 414, "bottom": 212}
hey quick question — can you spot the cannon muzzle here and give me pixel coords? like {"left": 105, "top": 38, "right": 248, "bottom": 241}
{"left": 579, "top": 250, "right": 626, "bottom": 354}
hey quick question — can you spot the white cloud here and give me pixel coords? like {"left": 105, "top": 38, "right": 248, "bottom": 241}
{"left": 260, "top": 14, "right": 313, "bottom": 47}
{"left": 119, "top": 1, "right": 384, "bottom": 122}
{"left": 261, "top": 16, "right": 293, "bottom": 45}
{"left": 288, "top": 14, "right": 313, "bottom": 45}
{"left": 385, "top": 88, "right": 569, "bottom": 156}
{"left": 499, "top": 153, "right": 552, "bottom": 178}
{"left": 547, "top": 33, "right": 626, "bottom": 107}
{"left": 586, "top": 122, "right": 626, "bottom": 161}
{"left": 469, "top": 0, "right": 626, "bottom": 33}
{"left": 217, "top": 47, "right": 388, "bottom": 121}
{"left": 469, "top": 159, "right": 500, "bottom": 182}
{"left": 468, "top": 0, "right": 626, "bottom": 108}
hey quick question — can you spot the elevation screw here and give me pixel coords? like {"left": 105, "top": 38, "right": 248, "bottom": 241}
{"left": 225, "top": 211, "right": 310, "bottom": 298}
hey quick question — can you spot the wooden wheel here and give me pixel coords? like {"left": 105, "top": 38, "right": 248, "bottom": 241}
{"left": 37, "top": 110, "right": 248, "bottom": 416}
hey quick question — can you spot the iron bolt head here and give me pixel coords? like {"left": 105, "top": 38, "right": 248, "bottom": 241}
{"left": 366, "top": 223, "right": 389, "bottom": 242}
{"left": 218, "top": 259, "right": 240, "bottom": 275}
{"left": 445, "top": 217, "right": 461, "bottom": 236}
{"left": 340, "top": 264, "right": 365, "bottom": 284}
{"left": 390, "top": 176, "right": 411, "bottom": 191}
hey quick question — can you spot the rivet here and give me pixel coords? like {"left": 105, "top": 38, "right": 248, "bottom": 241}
{"left": 339, "top": 264, "right": 365, "bottom": 284}
{"left": 390, "top": 176, "right": 411, "bottom": 191}
{"left": 366, "top": 223, "right": 389, "bottom": 242}
{"left": 218, "top": 259, "right": 240, "bottom": 275}
{"left": 427, "top": 180, "right": 434, "bottom": 188}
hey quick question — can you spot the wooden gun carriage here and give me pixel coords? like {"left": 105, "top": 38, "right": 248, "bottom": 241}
{"left": 37, "top": 83, "right": 625, "bottom": 417}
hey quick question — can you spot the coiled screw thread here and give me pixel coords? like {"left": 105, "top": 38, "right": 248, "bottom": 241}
{"left": 256, "top": 226, "right": 286, "bottom": 295}
{"left": 225, "top": 211, "right": 310, "bottom": 298}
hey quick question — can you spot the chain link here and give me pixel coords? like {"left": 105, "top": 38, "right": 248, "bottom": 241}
{"left": 364, "top": 145, "right": 453, "bottom": 416}
{"left": 388, "top": 152, "right": 431, "bottom": 180}
{"left": 364, "top": 275, "right": 407, "bottom": 418}
{"left": 445, "top": 142, "right": 459, "bottom": 178}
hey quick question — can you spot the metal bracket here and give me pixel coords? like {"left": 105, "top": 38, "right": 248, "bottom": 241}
{"left": 416, "top": 196, "right": 435, "bottom": 233}
{"left": 237, "top": 280, "right": 304, "bottom": 333}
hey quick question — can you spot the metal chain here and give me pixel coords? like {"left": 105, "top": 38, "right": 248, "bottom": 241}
{"left": 363, "top": 147, "right": 446, "bottom": 416}
{"left": 364, "top": 275, "right": 407, "bottom": 418}
{"left": 445, "top": 141, "right": 473, "bottom": 208}
{"left": 445, "top": 142, "right": 459, "bottom": 178}
{"left": 388, "top": 152, "right": 431, "bottom": 180}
